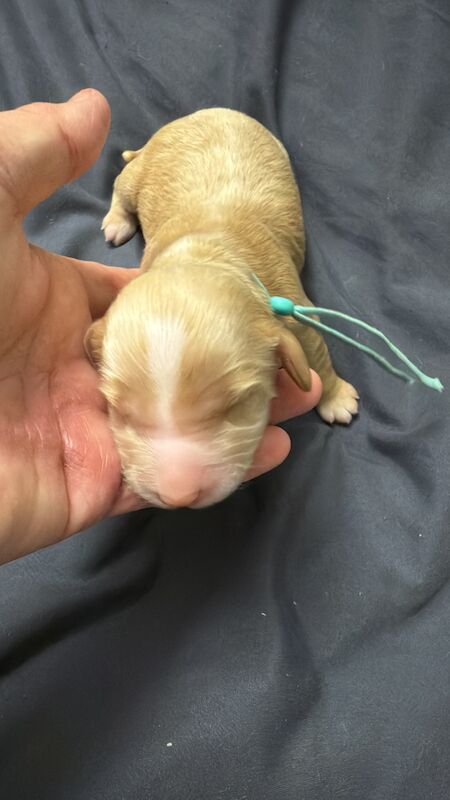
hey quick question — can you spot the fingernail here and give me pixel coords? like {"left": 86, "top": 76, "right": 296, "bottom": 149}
{"left": 68, "top": 88, "right": 110, "bottom": 126}
{"left": 69, "top": 88, "right": 92, "bottom": 103}
{"left": 69, "top": 88, "right": 105, "bottom": 105}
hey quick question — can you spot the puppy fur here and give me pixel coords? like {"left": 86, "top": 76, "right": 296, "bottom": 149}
{"left": 86, "top": 108, "right": 358, "bottom": 509}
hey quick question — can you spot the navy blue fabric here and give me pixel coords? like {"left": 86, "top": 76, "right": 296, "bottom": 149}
{"left": 1, "top": 2, "right": 449, "bottom": 798}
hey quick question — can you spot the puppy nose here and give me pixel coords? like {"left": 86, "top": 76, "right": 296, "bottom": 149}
{"left": 159, "top": 490, "right": 200, "bottom": 508}
{"left": 157, "top": 457, "right": 205, "bottom": 508}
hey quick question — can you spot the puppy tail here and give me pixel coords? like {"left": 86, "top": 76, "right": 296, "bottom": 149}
{"left": 122, "top": 148, "right": 143, "bottom": 163}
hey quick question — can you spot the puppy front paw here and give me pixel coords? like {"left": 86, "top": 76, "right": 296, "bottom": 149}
{"left": 101, "top": 210, "right": 137, "bottom": 246}
{"left": 318, "top": 378, "right": 359, "bottom": 425}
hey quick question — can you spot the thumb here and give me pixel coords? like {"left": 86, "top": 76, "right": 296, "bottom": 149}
{"left": 68, "top": 257, "right": 140, "bottom": 320}
{"left": 0, "top": 89, "right": 110, "bottom": 220}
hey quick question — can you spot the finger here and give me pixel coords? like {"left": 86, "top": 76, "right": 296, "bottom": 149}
{"left": 0, "top": 89, "right": 110, "bottom": 220}
{"left": 68, "top": 257, "right": 139, "bottom": 319}
{"left": 270, "top": 369, "right": 322, "bottom": 424}
{"left": 245, "top": 426, "right": 291, "bottom": 481}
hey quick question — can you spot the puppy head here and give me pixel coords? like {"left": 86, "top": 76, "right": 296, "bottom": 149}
{"left": 85, "top": 265, "right": 309, "bottom": 509}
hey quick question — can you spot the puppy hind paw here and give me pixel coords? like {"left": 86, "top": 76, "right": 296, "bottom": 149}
{"left": 318, "top": 379, "right": 359, "bottom": 425}
{"left": 101, "top": 211, "right": 137, "bottom": 246}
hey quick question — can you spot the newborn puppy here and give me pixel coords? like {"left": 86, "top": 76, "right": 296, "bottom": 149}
{"left": 85, "top": 108, "right": 358, "bottom": 509}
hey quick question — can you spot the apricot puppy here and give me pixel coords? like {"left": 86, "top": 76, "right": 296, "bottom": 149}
{"left": 86, "top": 109, "right": 358, "bottom": 509}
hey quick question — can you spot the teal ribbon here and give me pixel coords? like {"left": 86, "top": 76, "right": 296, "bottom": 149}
{"left": 252, "top": 275, "right": 443, "bottom": 392}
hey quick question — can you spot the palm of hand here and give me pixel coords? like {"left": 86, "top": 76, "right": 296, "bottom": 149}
{"left": 1, "top": 238, "right": 126, "bottom": 561}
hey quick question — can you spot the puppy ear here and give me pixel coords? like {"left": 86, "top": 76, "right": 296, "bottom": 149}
{"left": 84, "top": 317, "right": 106, "bottom": 367}
{"left": 277, "top": 327, "right": 311, "bottom": 391}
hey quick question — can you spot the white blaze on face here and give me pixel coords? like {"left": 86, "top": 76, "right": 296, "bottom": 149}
{"left": 145, "top": 317, "right": 212, "bottom": 506}
{"left": 146, "top": 316, "right": 186, "bottom": 427}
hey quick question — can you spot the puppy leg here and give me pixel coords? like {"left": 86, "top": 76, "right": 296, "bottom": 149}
{"left": 102, "top": 190, "right": 137, "bottom": 246}
{"left": 101, "top": 157, "right": 141, "bottom": 246}
{"left": 290, "top": 286, "right": 359, "bottom": 425}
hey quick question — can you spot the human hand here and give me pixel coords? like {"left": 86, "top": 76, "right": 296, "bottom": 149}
{"left": 0, "top": 90, "right": 322, "bottom": 564}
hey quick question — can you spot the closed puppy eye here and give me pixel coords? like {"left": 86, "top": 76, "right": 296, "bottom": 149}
{"left": 110, "top": 407, "right": 155, "bottom": 434}
{"left": 109, "top": 407, "right": 128, "bottom": 424}
{"left": 225, "top": 386, "right": 267, "bottom": 426}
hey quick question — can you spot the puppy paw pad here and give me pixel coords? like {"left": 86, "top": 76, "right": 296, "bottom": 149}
{"left": 101, "top": 213, "right": 137, "bottom": 246}
{"left": 318, "top": 380, "right": 359, "bottom": 425}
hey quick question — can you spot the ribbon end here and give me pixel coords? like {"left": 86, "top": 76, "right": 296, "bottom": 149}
{"left": 415, "top": 375, "right": 444, "bottom": 392}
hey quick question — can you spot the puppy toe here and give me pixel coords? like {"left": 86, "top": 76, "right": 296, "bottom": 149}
{"left": 318, "top": 379, "right": 359, "bottom": 425}
{"left": 101, "top": 212, "right": 137, "bottom": 246}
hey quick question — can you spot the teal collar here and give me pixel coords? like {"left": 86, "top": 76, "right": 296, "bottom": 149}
{"left": 252, "top": 274, "right": 443, "bottom": 392}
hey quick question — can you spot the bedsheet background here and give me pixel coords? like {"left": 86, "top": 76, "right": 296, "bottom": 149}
{"left": 1, "top": 2, "right": 449, "bottom": 798}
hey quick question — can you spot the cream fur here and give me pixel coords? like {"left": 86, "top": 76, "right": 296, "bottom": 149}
{"left": 85, "top": 108, "right": 359, "bottom": 508}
